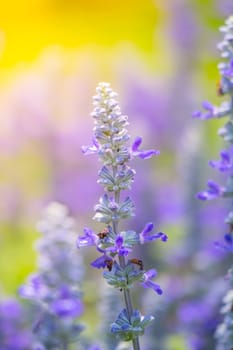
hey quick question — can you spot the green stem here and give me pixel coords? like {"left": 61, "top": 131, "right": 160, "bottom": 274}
{"left": 112, "top": 185, "right": 141, "bottom": 350}
{"left": 118, "top": 255, "right": 140, "bottom": 350}
{"left": 231, "top": 96, "right": 233, "bottom": 120}
{"left": 62, "top": 342, "right": 68, "bottom": 350}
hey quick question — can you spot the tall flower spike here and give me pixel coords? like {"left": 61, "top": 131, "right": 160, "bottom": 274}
{"left": 194, "top": 16, "right": 233, "bottom": 349}
{"left": 19, "top": 202, "right": 85, "bottom": 350}
{"left": 78, "top": 82, "right": 166, "bottom": 350}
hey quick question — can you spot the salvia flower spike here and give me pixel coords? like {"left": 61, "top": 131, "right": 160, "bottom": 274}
{"left": 195, "top": 16, "right": 233, "bottom": 349}
{"left": 78, "top": 82, "right": 167, "bottom": 350}
{"left": 20, "top": 202, "right": 85, "bottom": 350}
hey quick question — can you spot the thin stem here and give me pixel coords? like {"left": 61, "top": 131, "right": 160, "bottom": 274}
{"left": 132, "top": 336, "right": 141, "bottom": 350}
{"left": 62, "top": 340, "right": 68, "bottom": 350}
{"left": 118, "top": 255, "right": 140, "bottom": 350}
{"left": 231, "top": 96, "right": 233, "bottom": 119}
{"left": 112, "top": 178, "right": 141, "bottom": 350}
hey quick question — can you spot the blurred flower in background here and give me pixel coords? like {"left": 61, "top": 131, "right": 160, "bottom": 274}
{"left": 0, "top": 298, "right": 32, "bottom": 349}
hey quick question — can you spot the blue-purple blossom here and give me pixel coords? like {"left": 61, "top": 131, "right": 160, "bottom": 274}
{"left": 221, "top": 58, "right": 233, "bottom": 77}
{"left": 139, "top": 222, "right": 168, "bottom": 244}
{"left": 192, "top": 101, "right": 214, "bottom": 119}
{"left": 91, "top": 252, "right": 113, "bottom": 269}
{"left": 209, "top": 149, "right": 233, "bottom": 171}
{"left": 19, "top": 274, "right": 49, "bottom": 300}
{"left": 131, "top": 136, "right": 160, "bottom": 159}
{"left": 77, "top": 227, "right": 98, "bottom": 248}
{"left": 106, "top": 234, "right": 132, "bottom": 256}
{"left": 140, "top": 269, "right": 163, "bottom": 295}
{"left": 51, "top": 286, "right": 84, "bottom": 318}
{"left": 0, "top": 299, "right": 32, "bottom": 350}
{"left": 192, "top": 100, "right": 231, "bottom": 119}
{"left": 197, "top": 180, "right": 224, "bottom": 200}
{"left": 82, "top": 137, "right": 100, "bottom": 155}
{"left": 215, "top": 233, "right": 233, "bottom": 251}
{"left": 178, "top": 291, "right": 222, "bottom": 350}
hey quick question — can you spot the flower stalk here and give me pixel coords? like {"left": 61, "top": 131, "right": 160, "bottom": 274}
{"left": 194, "top": 16, "right": 233, "bottom": 349}
{"left": 19, "top": 202, "right": 85, "bottom": 350}
{"left": 78, "top": 82, "right": 167, "bottom": 349}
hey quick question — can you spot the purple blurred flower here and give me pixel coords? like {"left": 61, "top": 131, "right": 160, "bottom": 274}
{"left": 215, "top": 233, "right": 233, "bottom": 251}
{"left": 178, "top": 293, "right": 221, "bottom": 350}
{"left": 19, "top": 274, "right": 49, "bottom": 300}
{"left": 77, "top": 227, "right": 98, "bottom": 248}
{"left": 192, "top": 101, "right": 215, "bottom": 119}
{"left": 131, "top": 136, "right": 160, "bottom": 159}
{"left": 82, "top": 137, "right": 100, "bottom": 155}
{"left": 88, "top": 346, "right": 101, "bottom": 350}
{"left": 193, "top": 100, "right": 231, "bottom": 120}
{"left": 0, "top": 299, "right": 32, "bottom": 350}
{"left": 169, "top": 0, "right": 198, "bottom": 51}
{"left": 140, "top": 269, "right": 163, "bottom": 295}
{"left": 139, "top": 222, "right": 167, "bottom": 244}
{"left": 222, "top": 59, "right": 233, "bottom": 77}
{"left": 51, "top": 286, "right": 84, "bottom": 318}
{"left": 216, "top": 0, "right": 233, "bottom": 17}
{"left": 209, "top": 149, "right": 233, "bottom": 171}
{"left": 197, "top": 180, "right": 224, "bottom": 200}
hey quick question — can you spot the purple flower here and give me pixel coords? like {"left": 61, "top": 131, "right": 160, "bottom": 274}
{"left": 106, "top": 234, "right": 132, "bottom": 256}
{"left": 0, "top": 299, "right": 32, "bottom": 349}
{"left": 193, "top": 100, "right": 231, "bottom": 119}
{"left": 202, "top": 101, "right": 215, "bottom": 111}
{"left": 139, "top": 222, "right": 168, "bottom": 244}
{"left": 82, "top": 137, "right": 100, "bottom": 155}
{"left": 19, "top": 274, "right": 49, "bottom": 300}
{"left": 51, "top": 286, "right": 84, "bottom": 318}
{"left": 192, "top": 110, "right": 202, "bottom": 118}
{"left": 214, "top": 233, "right": 233, "bottom": 251}
{"left": 0, "top": 300, "right": 22, "bottom": 319}
{"left": 77, "top": 227, "right": 98, "bottom": 248}
{"left": 91, "top": 252, "right": 113, "bottom": 269}
{"left": 197, "top": 180, "right": 224, "bottom": 200}
{"left": 209, "top": 150, "right": 233, "bottom": 171}
{"left": 192, "top": 101, "right": 215, "bottom": 119}
{"left": 222, "top": 59, "right": 233, "bottom": 77}
{"left": 140, "top": 269, "right": 163, "bottom": 295}
{"left": 131, "top": 136, "right": 160, "bottom": 159}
